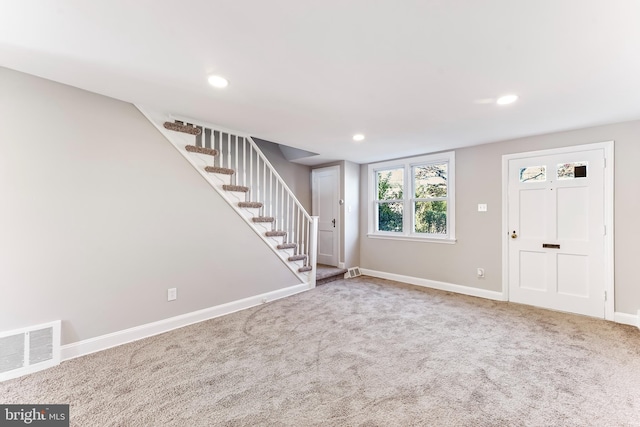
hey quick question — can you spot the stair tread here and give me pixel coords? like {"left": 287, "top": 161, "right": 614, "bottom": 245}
{"left": 205, "top": 166, "right": 234, "bottom": 175}
{"left": 223, "top": 184, "right": 249, "bottom": 192}
{"left": 265, "top": 231, "right": 287, "bottom": 237}
{"left": 238, "top": 201, "right": 263, "bottom": 208}
{"left": 288, "top": 254, "right": 307, "bottom": 261}
{"left": 317, "top": 266, "right": 348, "bottom": 281}
{"left": 185, "top": 145, "right": 217, "bottom": 156}
{"left": 164, "top": 122, "right": 201, "bottom": 135}
{"left": 277, "top": 243, "right": 297, "bottom": 250}
{"left": 253, "top": 216, "right": 275, "bottom": 223}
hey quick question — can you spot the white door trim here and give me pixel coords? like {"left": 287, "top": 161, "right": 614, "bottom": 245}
{"left": 501, "top": 141, "right": 614, "bottom": 320}
{"left": 312, "top": 165, "right": 341, "bottom": 266}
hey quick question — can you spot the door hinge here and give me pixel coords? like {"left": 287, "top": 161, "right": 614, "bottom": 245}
{"left": 602, "top": 158, "right": 606, "bottom": 168}
{"left": 604, "top": 291, "right": 607, "bottom": 301}
{"left": 602, "top": 225, "right": 606, "bottom": 236}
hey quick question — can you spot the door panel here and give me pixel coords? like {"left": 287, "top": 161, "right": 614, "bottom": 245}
{"left": 519, "top": 251, "right": 547, "bottom": 291}
{"left": 557, "top": 254, "right": 588, "bottom": 297}
{"left": 508, "top": 148, "right": 605, "bottom": 318}
{"left": 557, "top": 187, "right": 588, "bottom": 240}
{"left": 519, "top": 189, "right": 547, "bottom": 239}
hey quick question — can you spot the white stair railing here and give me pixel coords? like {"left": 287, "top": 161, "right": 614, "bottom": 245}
{"left": 153, "top": 111, "right": 317, "bottom": 285}
{"left": 210, "top": 127, "right": 315, "bottom": 264}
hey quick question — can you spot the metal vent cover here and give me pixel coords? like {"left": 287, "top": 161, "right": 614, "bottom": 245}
{"left": 346, "top": 267, "right": 362, "bottom": 278}
{"left": 0, "top": 320, "right": 61, "bottom": 382}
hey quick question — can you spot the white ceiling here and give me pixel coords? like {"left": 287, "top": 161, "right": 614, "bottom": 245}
{"left": 2, "top": 1, "right": 640, "bottom": 165}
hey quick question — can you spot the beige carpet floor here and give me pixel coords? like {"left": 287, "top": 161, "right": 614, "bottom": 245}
{"left": 2, "top": 276, "right": 640, "bottom": 426}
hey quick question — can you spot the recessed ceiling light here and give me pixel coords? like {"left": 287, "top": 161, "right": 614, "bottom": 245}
{"left": 496, "top": 94, "right": 518, "bottom": 105}
{"left": 208, "top": 75, "right": 229, "bottom": 88}
{"left": 353, "top": 134, "right": 365, "bottom": 142}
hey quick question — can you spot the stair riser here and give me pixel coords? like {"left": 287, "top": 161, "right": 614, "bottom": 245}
{"left": 266, "top": 235, "right": 285, "bottom": 245}
{"left": 253, "top": 222, "right": 273, "bottom": 232}
{"left": 278, "top": 248, "right": 295, "bottom": 257}
{"left": 223, "top": 190, "right": 246, "bottom": 204}
{"left": 288, "top": 259, "right": 307, "bottom": 269}
{"left": 212, "top": 173, "right": 232, "bottom": 186}
{"left": 238, "top": 207, "right": 262, "bottom": 217}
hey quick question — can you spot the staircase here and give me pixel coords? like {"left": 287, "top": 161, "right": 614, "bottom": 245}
{"left": 137, "top": 107, "right": 318, "bottom": 287}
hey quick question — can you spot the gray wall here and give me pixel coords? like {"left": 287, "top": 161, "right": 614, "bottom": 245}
{"left": 0, "top": 67, "right": 300, "bottom": 345}
{"left": 360, "top": 120, "right": 640, "bottom": 315}
{"left": 253, "top": 139, "right": 312, "bottom": 212}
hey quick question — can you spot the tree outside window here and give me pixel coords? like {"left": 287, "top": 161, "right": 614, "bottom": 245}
{"left": 413, "top": 163, "right": 447, "bottom": 234}
{"left": 376, "top": 168, "right": 403, "bottom": 232}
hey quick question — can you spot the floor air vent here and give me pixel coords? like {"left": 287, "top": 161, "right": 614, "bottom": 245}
{"left": 346, "top": 267, "right": 362, "bottom": 278}
{"left": 0, "top": 320, "right": 61, "bottom": 382}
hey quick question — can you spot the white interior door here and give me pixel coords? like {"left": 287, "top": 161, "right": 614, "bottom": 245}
{"left": 312, "top": 166, "right": 340, "bottom": 266}
{"left": 508, "top": 147, "right": 607, "bottom": 318}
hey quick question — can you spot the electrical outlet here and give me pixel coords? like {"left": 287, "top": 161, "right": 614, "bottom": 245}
{"left": 476, "top": 268, "right": 485, "bottom": 278}
{"left": 478, "top": 204, "right": 487, "bottom": 212}
{"left": 168, "top": 288, "right": 177, "bottom": 301}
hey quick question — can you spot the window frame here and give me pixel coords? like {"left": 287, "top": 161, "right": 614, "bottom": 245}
{"left": 367, "top": 151, "right": 456, "bottom": 243}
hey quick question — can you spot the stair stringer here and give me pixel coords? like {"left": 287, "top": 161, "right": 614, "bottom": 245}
{"left": 136, "top": 106, "right": 316, "bottom": 287}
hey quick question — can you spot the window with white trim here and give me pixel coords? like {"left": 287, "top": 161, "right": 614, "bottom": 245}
{"left": 368, "top": 151, "right": 455, "bottom": 242}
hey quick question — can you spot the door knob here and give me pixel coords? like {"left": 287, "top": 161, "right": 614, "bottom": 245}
{"left": 511, "top": 231, "right": 518, "bottom": 239}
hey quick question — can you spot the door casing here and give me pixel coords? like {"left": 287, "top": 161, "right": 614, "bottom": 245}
{"left": 312, "top": 165, "right": 340, "bottom": 266}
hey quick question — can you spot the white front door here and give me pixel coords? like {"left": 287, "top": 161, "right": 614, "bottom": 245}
{"left": 507, "top": 146, "right": 608, "bottom": 318}
{"left": 312, "top": 166, "right": 340, "bottom": 266}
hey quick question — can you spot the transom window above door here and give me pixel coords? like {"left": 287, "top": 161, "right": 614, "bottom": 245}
{"left": 368, "top": 151, "right": 456, "bottom": 243}
{"left": 519, "top": 161, "right": 590, "bottom": 183}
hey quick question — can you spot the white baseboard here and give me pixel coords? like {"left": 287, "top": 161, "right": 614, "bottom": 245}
{"left": 360, "top": 269, "right": 506, "bottom": 301}
{"left": 361, "top": 269, "right": 640, "bottom": 328}
{"left": 614, "top": 311, "right": 640, "bottom": 328}
{"left": 61, "top": 282, "right": 310, "bottom": 361}
{"left": 338, "top": 262, "right": 345, "bottom": 269}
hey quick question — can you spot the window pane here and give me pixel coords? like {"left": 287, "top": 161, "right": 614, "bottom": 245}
{"left": 377, "top": 202, "right": 403, "bottom": 232}
{"left": 557, "top": 162, "right": 588, "bottom": 180}
{"left": 377, "top": 168, "right": 403, "bottom": 200}
{"left": 414, "top": 164, "right": 447, "bottom": 198}
{"left": 415, "top": 201, "right": 447, "bottom": 234}
{"left": 519, "top": 166, "right": 546, "bottom": 182}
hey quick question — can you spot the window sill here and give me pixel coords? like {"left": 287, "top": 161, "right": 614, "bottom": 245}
{"left": 367, "top": 233, "right": 457, "bottom": 244}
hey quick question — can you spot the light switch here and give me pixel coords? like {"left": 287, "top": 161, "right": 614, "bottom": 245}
{"left": 478, "top": 204, "right": 487, "bottom": 212}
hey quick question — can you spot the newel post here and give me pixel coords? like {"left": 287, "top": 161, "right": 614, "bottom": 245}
{"left": 309, "top": 216, "right": 319, "bottom": 288}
